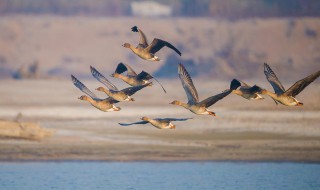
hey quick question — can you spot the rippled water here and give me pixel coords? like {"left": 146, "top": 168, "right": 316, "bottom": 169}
{"left": 0, "top": 162, "right": 319, "bottom": 190}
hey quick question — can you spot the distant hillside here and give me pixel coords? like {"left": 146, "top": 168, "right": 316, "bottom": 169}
{"left": 0, "top": 16, "right": 319, "bottom": 81}
{"left": 0, "top": 0, "right": 320, "bottom": 18}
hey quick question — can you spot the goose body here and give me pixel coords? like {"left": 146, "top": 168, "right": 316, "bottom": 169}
{"left": 123, "top": 26, "right": 181, "bottom": 61}
{"left": 111, "top": 63, "right": 166, "bottom": 93}
{"left": 262, "top": 63, "right": 320, "bottom": 106}
{"left": 119, "top": 117, "right": 192, "bottom": 129}
{"left": 231, "top": 79, "right": 264, "bottom": 100}
{"left": 90, "top": 66, "right": 151, "bottom": 102}
{"left": 71, "top": 75, "right": 120, "bottom": 112}
{"left": 170, "top": 64, "right": 241, "bottom": 116}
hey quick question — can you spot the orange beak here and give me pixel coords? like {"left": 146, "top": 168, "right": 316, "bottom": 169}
{"left": 296, "top": 102, "right": 303, "bottom": 106}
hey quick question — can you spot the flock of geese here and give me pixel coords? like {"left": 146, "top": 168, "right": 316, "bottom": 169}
{"left": 71, "top": 26, "right": 320, "bottom": 129}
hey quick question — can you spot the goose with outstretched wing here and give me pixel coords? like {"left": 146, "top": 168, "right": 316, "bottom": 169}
{"left": 122, "top": 26, "right": 181, "bottom": 61}
{"left": 231, "top": 79, "right": 264, "bottom": 100}
{"left": 110, "top": 62, "right": 166, "bottom": 93}
{"left": 170, "top": 64, "right": 241, "bottom": 116}
{"left": 261, "top": 63, "right": 320, "bottom": 106}
{"left": 90, "top": 66, "right": 151, "bottom": 102}
{"left": 71, "top": 75, "right": 120, "bottom": 112}
{"left": 119, "top": 117, "right": 192, "bottom": 129}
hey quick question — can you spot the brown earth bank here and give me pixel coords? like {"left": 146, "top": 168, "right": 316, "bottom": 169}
{"left": 0, "top": 79, "right": 319, "bottom": 162}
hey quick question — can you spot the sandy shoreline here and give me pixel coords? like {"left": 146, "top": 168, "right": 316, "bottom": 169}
{"left": 0, "top": 79, "right": 320, "bottom": 162}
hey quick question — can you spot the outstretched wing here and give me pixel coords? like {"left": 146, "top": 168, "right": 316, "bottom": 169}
{"left": 131, "top": 26, "right": 149, "bottom": 48}
{"left": 119, "top": 121, "right": 148, "bottom": 126}
{"left": 136, "top": 71, "right": 153, "bottom": 80}
{"left": 146, "top": 38, "right": 181, "bottom": 56}
{"left": 284, "top": 70, "right": 320, "bottom": 97}
{"left": 158, "top": 118, "right": 193, "bottom": 122}
{"left": 71, "top": 75, "right": 98, "bottom": 99}
{"left": 114, "top": 63, "right": 137, "bottom": 77}
{"left": 197, "top": 89, "right": 232, "bottom": 108}
{"left": 234, "top": 79, "right": 250, "bottom": 87}
{"left": 137, "top": 71, "right": 166, "bottom": 93}
{"left": 178, "top": 64, "right": 199, "bottom": 104}
{"left": 121, "top": 83, "right": 150, "bottom": 96}
{"left": 264, "top": 63, "right": 286, "bottom": 95}
{"left": 90, "top": 66, "right": 118, "bottom": 91}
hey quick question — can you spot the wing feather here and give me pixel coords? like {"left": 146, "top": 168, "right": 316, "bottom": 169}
{"left": 119, "top": 121, "right": 148, "bottom": 126}
{"left": 198, "top": 90, "right": 232, "bottom": 108}
{"left": 90, "top": 66, "right": 118, "bottom": 91}
{"left": 264, "top": 63, "right": 286, "bottom": 94}
{"left": 178, "top": 64, "right": 199, "bottom": 104}
{"left": 284, "top": 70, "right": 320, "bottom": 97}
{"left": 71, "top": 75, "right": 98, "bottom": 99}
{"left": 131, "top": 26, "right": 149, "bottom": 48}
{"left": 147, "top": 38, "right": 181, "bottom": 56}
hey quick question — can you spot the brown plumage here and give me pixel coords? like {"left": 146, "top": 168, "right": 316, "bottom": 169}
{"left": 122, "top": 26, "right": 181, "bottom": 61}
{"left": 170, "top": 64, "right": 241, "bottom": 116}
{"left": 111, "top": 62, "right": 166, "bottom": 93}
{"left": 71, "top": 75, "right": 121, "bottom": 112}
{"left": 119, "top": 117, "right": 192, "bottom": 129}
{"left": 90, "top": 66, "right": 151, "bottom": 102}
{"left": 261, "top": 63, "right": 320, "bottom": 106}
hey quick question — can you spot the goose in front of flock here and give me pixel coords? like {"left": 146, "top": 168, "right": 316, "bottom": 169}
{"left": 260, "top": 63, "right": 320, "bottom": 106}
{"left": 170, "top": 64, "right": 241, "bottom": 116}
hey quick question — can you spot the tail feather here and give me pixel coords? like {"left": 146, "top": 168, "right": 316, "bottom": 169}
{"left": 131, "top": 26, "right": 138, "bottom": 32}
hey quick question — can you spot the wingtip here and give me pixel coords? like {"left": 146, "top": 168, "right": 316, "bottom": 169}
{"left": 131, "top": 26, "right": 138, "bottom": 32}
{"left": 230, "top": 79, "right": 241, "bottom": 90}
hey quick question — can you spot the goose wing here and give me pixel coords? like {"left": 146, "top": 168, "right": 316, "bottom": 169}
{"left": 236, "top": 79, "right": 250, "bottom": 87}
{"left": 136, "top": 71, "right": 153, "bottom": 80}
{"left": 121, "top": 83, "right": 150, "bottom": 96}
{"left": 90, "top": 66, "right": 118, "bottom": 91}
{"left": 284, "top": 70, "right": 320, "bottom": 97}
{"left": 71, "top": 75, "right": 98, "bottom": 99}
{"left": 115, "top": 63, "right": 137, "bottom": 76}
{"left": 158, "top": 118, "right": 193, "bottom": 122}
{"left": 137, "top": 71, "right": 167, "bottom": 93}
{"left": 146, "top": 38, "right": 181, "bottom": 56}
{"left": 131, "top": 26, "right": 148, "bottom": 48}
{"left": 178, "top": 64, "right": 199, "bottom": 104}
{"left": 197, "top": 89, "right": 232, "bottom": 108}
{"left": 119, "top": 121, "right": 148, "bottom": 126}
{"left": 264, "top": 63, "right": 286, "bottom": 94}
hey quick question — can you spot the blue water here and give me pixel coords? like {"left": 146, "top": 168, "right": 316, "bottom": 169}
{"left": 0, "top": 162, "right": 319, "bottom": 190}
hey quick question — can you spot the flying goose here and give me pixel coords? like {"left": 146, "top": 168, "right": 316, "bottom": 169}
{"left": 111, "top": 62, "right": 166, "bottom": 93}
{"left": 122, "top": 26, "right": 181, "bottom": 61}
{"left": 231, "top": 79, "right": 264, "bottom": 100}
{"left": 119, "top": 117, "right": 192, "bottom": 129}
{"left": 170, "top": 64, "right": 241, "bottom": 116}
{"left": 71, "top": 75, "right": 121, "bottom": 112}
{"left": 90, "top": 66, "right": 151, "bottom": 102}
{"left": 261, "top": 63, "right": 320, "bottom": 106}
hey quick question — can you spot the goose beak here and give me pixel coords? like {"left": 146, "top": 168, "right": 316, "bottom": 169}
{"left": 296, "top": 102, "right": 303, "bottom": 106}
{"left": 110, "top": 73, "right": 115, "bottom": 77}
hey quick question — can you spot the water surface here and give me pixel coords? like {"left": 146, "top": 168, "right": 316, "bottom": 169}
{"left": 0, "top": 162, "right": 319, "bottom": 190}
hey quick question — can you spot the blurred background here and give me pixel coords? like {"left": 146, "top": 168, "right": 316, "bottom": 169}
{"left": 0, "top": 0, "right": 319, "bottom": 80}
